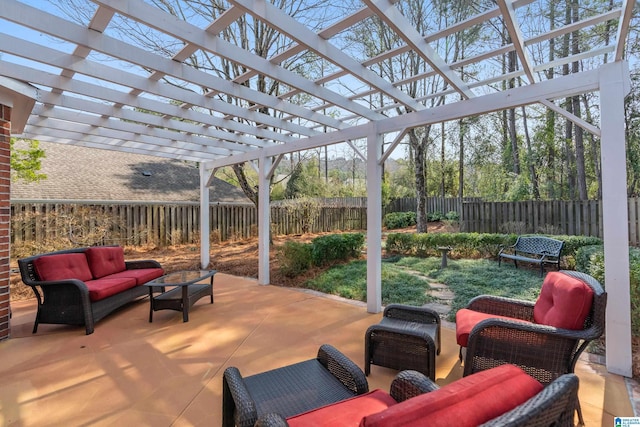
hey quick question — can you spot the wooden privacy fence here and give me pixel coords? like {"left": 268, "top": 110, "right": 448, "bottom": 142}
{"left": 461, "top": 200, "right": 603, "bottom": 237}
{"left": 384, "top": 197, "right": 480, "bottom": 215}
{"left": 12, "top": 197, "right": 640, "bottom": 248}
{"left": 10, "top": 201, "right": 367, "bottom": 247}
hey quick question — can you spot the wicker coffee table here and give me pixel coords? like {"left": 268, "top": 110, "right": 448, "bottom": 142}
{"left": 145, "top": 270, "right": 216, "bottom": 322}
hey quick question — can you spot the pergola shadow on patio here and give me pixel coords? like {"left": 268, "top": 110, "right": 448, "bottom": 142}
{"left": 1, "top": 273, "right": 634, "bottom": 426}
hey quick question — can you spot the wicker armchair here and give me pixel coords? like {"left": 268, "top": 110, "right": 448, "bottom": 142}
{"left": 456, "top": 270, "right": 606, "bottom": 425}
{"left": 222, "top": 344, "right": 369, "bottom": 427}
{"left": 458, "top": 271, "right": 606, "bottom": 382}
{"left": 255, "top": 370, "right": 579, "bottom": 427}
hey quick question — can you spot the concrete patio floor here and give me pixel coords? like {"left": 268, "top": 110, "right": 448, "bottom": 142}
{"left": 1, "top": 273, "right": 636, "bottom": 426}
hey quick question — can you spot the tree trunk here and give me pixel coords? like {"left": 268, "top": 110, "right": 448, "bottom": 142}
{"left": 440, "top": 121, "right": 446, "bottom": 197}
{"left": 458, "top": 117, "right": 465, "bottom": 200}
{"left": 563, "top": 0, "right": 576, "bottom": 199}
{"left": 409, "top": 128, "right": 429, "bottom": 233}
{"left": 571, "top": 0, "right": 588, "bottom": 200}
{"left": 232, "top": 163, "right": 258, "bottom": 207}
{"left": 521, "top": 106, "right": 540, "bottom": 199}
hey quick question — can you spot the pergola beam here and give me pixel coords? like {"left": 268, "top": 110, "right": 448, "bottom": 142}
{"left": 206, "top": 66, "right": 602, "bottom": 169}
{"left": 94, "top": 0, "right": 387, "bottom": 122}
{"left": 363, "top": 0, "right": 474, "bottom": 99}
{"left": 496, "top": 0, "right": 535, "bottom": 84}
{"left": 230, "top": 0, "right": 425, "bottom": 112}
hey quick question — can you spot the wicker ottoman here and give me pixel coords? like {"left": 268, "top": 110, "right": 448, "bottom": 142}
{"left": 365, "top": 304, "right": 441, "bottom": 380}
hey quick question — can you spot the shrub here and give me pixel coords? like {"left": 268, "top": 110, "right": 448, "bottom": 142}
{"left": 385, "top": 232, "right": 512, "bottom": 258}
{"left": 575, "top": 244, "right": 640, "bottom": 335}
{"left": 445, "top": 211, "right": 459, "bottom": 221}
{"left": 427, "top": 211, "right": 444, "bottom": 222}
{"left": 311, "top": 233, "right": 365, "bottom": 266}
{"left": 278, "top": 241, "right": 313, "bottom": 277}
{"left": 385, "top": 233, "right": 415, "bottom": 254}
{"left": 383, "top": 211, "right": 416, "bottom": 229}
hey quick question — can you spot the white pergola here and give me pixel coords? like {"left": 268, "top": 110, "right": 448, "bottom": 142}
{"left": 0, "top": 0, "right": 635, "bottom": 376}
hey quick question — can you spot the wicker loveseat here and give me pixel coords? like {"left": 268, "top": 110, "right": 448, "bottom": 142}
{"left": 254, "top": 364, "right": 579, "bottom": 427}
{"left": 18, "top": 245, "right": 164, "bottom": 335}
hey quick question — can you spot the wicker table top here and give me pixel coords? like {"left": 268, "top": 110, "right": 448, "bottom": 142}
{"left": 244, "top": 359, "right": 357, "bottom": 419}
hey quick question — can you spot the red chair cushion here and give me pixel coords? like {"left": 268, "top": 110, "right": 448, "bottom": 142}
{"left": 86, "top": 246, "right": 127, "bottom": 279}
{"left": 85, "top": 277, "right": 137, "bottom": 301}
{"left": 286, "top": 389, "right": 397, "bottom": 427}
{"left": 33, "top": 253, "right": 93, "bottom": 282}
{"left": 106, "top": 268, "right": 165, "bottom": 285}
{"left": 533, "top": 271, "right": 594, "bottom": 330}
{"left": 360, "top": 364, "right": 543, "bottom": 427}
{"left": 455, "top": 309, "right": 522, "bottom": 347}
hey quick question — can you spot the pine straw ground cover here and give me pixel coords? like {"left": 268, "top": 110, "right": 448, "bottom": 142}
{"left": 9, "top": 224, "right": 639, "bottom": 378}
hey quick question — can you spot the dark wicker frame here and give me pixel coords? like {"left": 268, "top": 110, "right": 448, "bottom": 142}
{"left": 460, "top": 270, "right": 605, "bottom": 425}
{"left": 222, "top": 344, "right": 369, "bottom": 427}
{"left": 461, "top": 270, "right": 606, "bottom": 383}
{"left": 365, "top": 304, "right": 441, "bottom": 379}
{"left": 255, "top": 370, "right": 579, "bottom": 427}
{"left": 18, "top": 247, "right": 162, "bottom": 335}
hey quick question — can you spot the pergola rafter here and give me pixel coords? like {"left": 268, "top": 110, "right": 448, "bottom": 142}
{"left": 0, "top": 0, "right": 635, "bottom": 377}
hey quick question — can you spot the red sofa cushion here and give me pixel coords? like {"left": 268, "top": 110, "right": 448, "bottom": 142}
{"left": 455, "top": 309, "right": 521, "bottom": 347}
{"left": 286, "top": 389, "right": 397, "bottom": 427}
{"left": 360, "top": 364, "right": 543, "bottom": 427}
{"left": 105, "top": 268, "right": 164, "bottom": 285}
{"left": 33, "top": 253, "right": 93, "bottom": 282}
{"left": 86, "top": 246, "right": 127, "bottom": 279}
{"left": 533, "top": 271, "right": 594, "bottom": 330}
{"left": 85, "top": 277, "right": 137, "bottom": 301}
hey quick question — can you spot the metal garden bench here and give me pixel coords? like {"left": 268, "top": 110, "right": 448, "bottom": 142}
{"left": 498, "top": 236, "right": 564, "bottom": 277}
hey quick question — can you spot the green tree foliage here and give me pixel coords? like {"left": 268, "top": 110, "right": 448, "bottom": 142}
{"left": 284, "top": 160, "right": 327, "bottom": 199}
{"left": 10, "top": 138, "right": 46, "bottom": 183}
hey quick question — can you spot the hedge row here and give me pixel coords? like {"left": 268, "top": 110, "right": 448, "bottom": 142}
{"left": 385, "top": 232, "right": 603, "bottom": 264}
{"left": 278, "top": 233, "right": 365, "bottom": 277}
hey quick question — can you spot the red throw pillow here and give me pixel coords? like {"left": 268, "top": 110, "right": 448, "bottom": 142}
{"left": 85, "top": 246, "right": 127, "bottom": 279}
{"left": 533, "top": 271, "right": 594, "bottom": 330}
{"left": 286, "top": 389, "right": 397, "bottom": 427}
{"left": 360, "top": 365, "right": 543, "bottom": 427}
{"left": 33, "top": 253, "right": 93, "bottom": 282}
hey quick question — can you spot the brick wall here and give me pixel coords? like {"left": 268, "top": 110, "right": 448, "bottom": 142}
{"left": 0, "top": 104, "right": 10, "bottom": 340}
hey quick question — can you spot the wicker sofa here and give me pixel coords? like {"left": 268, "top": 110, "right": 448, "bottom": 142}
{"left": 254, "top": 364, "right": 579, "bottom": 427}
{"left": 18, "top": 245, "right": 164, "bottom": 335}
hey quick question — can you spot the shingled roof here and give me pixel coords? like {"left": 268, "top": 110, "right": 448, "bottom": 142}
{"left": 10, "top": 141, "right": 251, "bottom": 204}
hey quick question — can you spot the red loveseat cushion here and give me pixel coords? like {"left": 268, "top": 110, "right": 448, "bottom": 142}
{"left": 106, "top": 268, "right": 165, "bottom": 285}
{"left": 286, "top": 389, "right": 397, "bottom": 427}
{"left": 360, "top": 364, "right": 543, "bottom": 427}
{"left": 33, "top": 253, "right": 93, "bottom": 282}
{"left": 86, "top": 246, "right": 127, "bottom": 279}
{"left": 85, "top": 277, "right": 137, "bottom": 301}
{"left": 455, "top": 309, "right": 521, "bottom": 347}
{"left": 533, "top": 271, "right": 594, "bottom": 330}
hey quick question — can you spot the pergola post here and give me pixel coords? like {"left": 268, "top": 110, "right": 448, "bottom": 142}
{"left": 199, "top": 163, "right": 210, "bottom": 269}
{"left": 366, "top": 126, "right": 383, "bottom": 313}
{"left": 600, "top": 61, "right": 632, "bottom": 377}
{"left": 258, "top": 156, "right": 272, "bottom": 285}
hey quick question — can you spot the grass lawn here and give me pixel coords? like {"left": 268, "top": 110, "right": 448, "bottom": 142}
{"left": 303, "top": 256, "right": 544, "bottom": 321}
